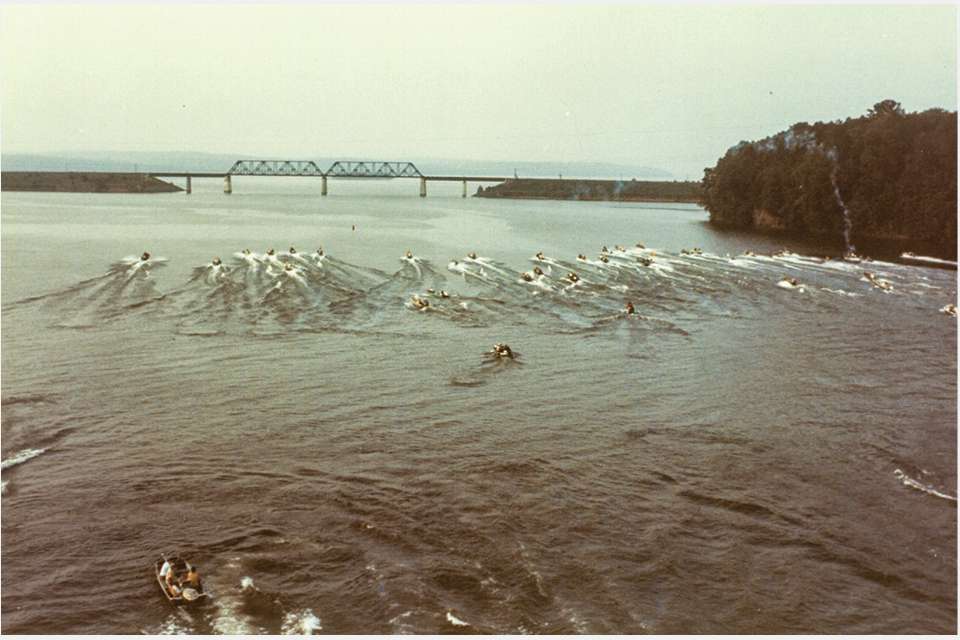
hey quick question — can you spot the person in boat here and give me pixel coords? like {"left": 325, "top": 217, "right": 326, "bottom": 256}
{"left": 599, "top": 255, "right": 610, "bottom": 263}
{"left": 520, "top": 272, "right": 534, "bottom": 282}
{"left": 165, "top": 566, "right": 181, "bottom": 597}
{"left": 535, "top": 251, "right": 545, "bottom": 261}
{"left": 140, "top": 252, "right": 151, "bottom": 262}
{"left": 491, "top": 343, "right": 514, "bottom": 359}
{"left": 183, "top": 565, "right": 201, "bottom": 590}
{"left": 863, "top": 271, "right": 889, "bottom": 289}
{"left": 159, "top": 558, "right": 172, "bottom": 579}
{"left": 212, "top": 257, "right": 222, "bottom": 266}
{"left": 865, "top": 271, "right": 884, "bottom": 284}
{"left": 532, "top": 266, "right": 544, "bottom": 277}
{"left": 405, "top": 250, "right": 413, "bottom": 259}
{"left": 566, "top": 272, "right": 579, "bottom": 283}
{"left": 625, "top": 301, "right": 636, "bottom": 315}
{"left": 266, "top": 248, "right": 276, "bottom": 257}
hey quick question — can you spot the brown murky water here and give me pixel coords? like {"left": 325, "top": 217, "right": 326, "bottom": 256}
{"left": 2, "top": 180, "right": 956, "bottom": 633}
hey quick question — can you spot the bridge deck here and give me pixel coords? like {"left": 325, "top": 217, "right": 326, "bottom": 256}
{"left": 150, "top": 172, "right": 227, "bottom": 178}
{"left": 148, "top": 172, "right": 508, "bottom": 182}
{"left": 422, "top": 176, "right": 509, "bottom": 182}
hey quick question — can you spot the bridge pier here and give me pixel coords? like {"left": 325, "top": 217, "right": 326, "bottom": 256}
{"left": 321, "top": 175, "right": 328, "bottom": 196}
{"left": 420, "top": 177, "right": 427, "bottom": 198}
{"left": 186, "top": 175, "right": 192, "bottom": 195}
{"left": 224, "top": 174, "right": 232, "bottom": 194}
{"left": 462, "top": 180, "right": 467, "bottom": 198}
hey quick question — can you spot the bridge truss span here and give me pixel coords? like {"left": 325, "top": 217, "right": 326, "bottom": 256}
{"left": 228, "top": 160, "right": 325, "bottom": 176}
{"left": 326, "top": 161, "right": 423, "bottom": 178}
{"left": 157, "top": 158, "right": 505, "bottom": 197}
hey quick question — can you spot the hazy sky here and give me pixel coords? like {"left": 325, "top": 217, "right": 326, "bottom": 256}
{"left": 1, "top": 2, "right": 956, "bottom": 178}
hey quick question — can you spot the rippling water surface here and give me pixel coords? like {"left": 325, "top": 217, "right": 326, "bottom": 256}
{"left": 1, "top": 179, "right": 956, "bottom": 634}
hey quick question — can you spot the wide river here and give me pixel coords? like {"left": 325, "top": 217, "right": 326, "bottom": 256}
{"left": 1, "top": 178, "right": 956, "bottom": 634}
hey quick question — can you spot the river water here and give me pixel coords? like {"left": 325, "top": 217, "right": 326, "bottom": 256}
{"left": 1, "top": 178, "right": 956, "bottom": 634}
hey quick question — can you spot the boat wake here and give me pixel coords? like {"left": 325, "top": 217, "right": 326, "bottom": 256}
{"left": 893, "top": 469, "right": 957, "bottom": 503}
{"left": 1, "top": 447, "right": 46, "bottom": 470}
{"left": 6, "top": 245, "right": 955, "bottom": 339}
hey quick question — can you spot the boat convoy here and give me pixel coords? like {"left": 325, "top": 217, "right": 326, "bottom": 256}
{"left": 156, "top": 555, "right": 207, "bottom": 605}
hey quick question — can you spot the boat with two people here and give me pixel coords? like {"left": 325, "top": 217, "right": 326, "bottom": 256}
{"left": 155, "top": 555, "right": 207, "bottom": 605}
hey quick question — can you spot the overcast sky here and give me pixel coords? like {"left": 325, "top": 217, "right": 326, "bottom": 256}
{"left": 1, "top": 2, "right": 956, "bottom": 178}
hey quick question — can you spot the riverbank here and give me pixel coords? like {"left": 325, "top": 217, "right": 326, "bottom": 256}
{"left": 475, "top": 178, "right": 701, "bottom": 203}
{"left": 1, "top": 171, "right": 182, "bottom": 193}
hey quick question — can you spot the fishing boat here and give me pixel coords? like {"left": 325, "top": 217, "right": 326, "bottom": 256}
{"left": 155, "top": 556, "right": 207, "bottom": 605}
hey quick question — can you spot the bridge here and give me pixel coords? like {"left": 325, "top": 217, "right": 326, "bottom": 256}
{"left": 149, "top": 160, "right": 509, "bottom": 197}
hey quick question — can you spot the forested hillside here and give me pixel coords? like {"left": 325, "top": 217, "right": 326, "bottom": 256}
{"left": 701, "top": 101, "right": 956, "bottom": 258}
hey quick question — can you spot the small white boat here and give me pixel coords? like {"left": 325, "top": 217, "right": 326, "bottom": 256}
{"left": 156, "top": 556, "right": 207, "bottom": 605}
{"left": 842, "top": 252, "right": 865, "bottom": 263}
{"left": 900, "top": 252, "right": 958, "bottom": 270}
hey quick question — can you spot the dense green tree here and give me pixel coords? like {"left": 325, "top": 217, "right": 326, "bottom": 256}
{"left": 701, "top": 101, "right": 957, "bottom": 258}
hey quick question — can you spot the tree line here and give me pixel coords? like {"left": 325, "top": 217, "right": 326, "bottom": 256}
{"left": 478, "top": 178, "right": 702, "bottom": 202}
{"left": 700, "top": 100, "right": 957, "bottom": 257}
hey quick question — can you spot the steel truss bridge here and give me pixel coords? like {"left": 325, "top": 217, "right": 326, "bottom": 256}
{"left": 150, "top": 160, "right": 508, "bottom": 197}
{"left": 227, "top": 160, "right": 325, "bottom": 176}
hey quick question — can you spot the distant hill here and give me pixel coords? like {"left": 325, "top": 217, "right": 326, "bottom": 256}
{"left": 2, "top": 152, "right": 673, "bottom": 180}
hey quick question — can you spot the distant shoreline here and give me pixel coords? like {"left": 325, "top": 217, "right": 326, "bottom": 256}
{"left": 474, "top": 193, "right": 701, "bottom": 205}
{"left": 1, "top": 171, "right": 181, "bottom": 193}
{"left": 475, "top": 178, "right": 702, "bottom": 204}
{"left": 0, "top": 171, "right": 705, "bottom": 204}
